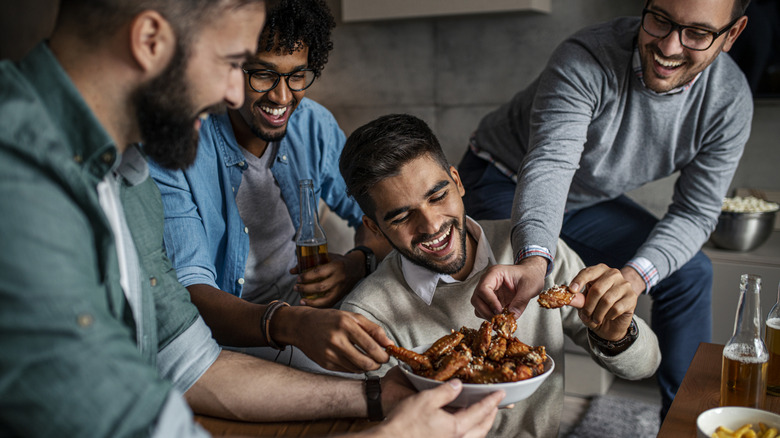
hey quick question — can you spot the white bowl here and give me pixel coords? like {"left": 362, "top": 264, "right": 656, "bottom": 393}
{"left": 398, "top": 344, "right": 554, "bottom": 408}
{"left": 696, "top": 407, "right": 780, "bottom": 438}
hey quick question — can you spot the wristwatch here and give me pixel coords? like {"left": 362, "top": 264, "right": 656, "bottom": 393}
{"left": 587, "top": 319, "right": 639, "bottom": 356}
{"left": 347, "top": 245, "right": 376, "bottom": 277}
{"left": 365, "top": 375, "right": 384, "bottom": 421}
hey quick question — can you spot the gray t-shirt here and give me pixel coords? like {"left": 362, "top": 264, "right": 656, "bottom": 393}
{"left": 236, "top": 143, "right": 298, "bottom": 304}
{"left": 474, "top": 17, "right": 753, "bottom": 282}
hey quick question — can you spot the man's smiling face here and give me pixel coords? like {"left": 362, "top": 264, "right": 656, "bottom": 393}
{"left": 365, "top": 154, "right": 470, "bottom": 277}
{"left": 638, "top": 0, "right": 744, "bottom": 93}
{"left": 235, "top": 45, "right": 309, "bottom": 143}
{"left": 138, "top": 2, "right": 264, "bottom": 169}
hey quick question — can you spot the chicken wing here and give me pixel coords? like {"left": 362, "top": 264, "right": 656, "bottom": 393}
{"left": 537, "top": 284, "right": 576, "bottom": 309}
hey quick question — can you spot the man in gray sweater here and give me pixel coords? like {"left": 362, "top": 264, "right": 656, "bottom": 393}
{"left": 458, "top": 0, "right": 752, "bottom": 417}
{"left": 338, "top": 114, "right": 661, "bottom": 437}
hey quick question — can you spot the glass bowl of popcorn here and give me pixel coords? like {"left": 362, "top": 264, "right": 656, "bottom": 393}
{"left": 710, "top": 196, "right": 779, "bottom": 252}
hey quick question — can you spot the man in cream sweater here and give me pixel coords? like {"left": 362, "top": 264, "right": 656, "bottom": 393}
{"left": 338, "top": 114, "right": 661, "bottom": 437}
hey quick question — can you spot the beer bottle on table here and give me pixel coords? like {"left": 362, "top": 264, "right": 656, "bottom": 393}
{"left": 765, "top": 280, "right": 780, "bottom": 396}
{"left": 721, "top": 274, "right": 769, "bottom": 408}
{"left": 294, "top": 179, "right": 329, "bottom": 300}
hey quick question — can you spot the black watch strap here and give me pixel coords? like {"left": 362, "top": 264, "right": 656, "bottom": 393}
{"left": 347, "top": 245, "right": 376, "bottom": 277}
{"left": 588, "top": 318, "right": 639, "bottom": 357}
{"left": 365, "top": 375, "right": 383, "bottom": 421}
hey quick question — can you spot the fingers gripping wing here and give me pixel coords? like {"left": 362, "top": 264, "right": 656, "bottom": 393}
{"left": 537, "top": 285, "right": 576, "bottom": 309}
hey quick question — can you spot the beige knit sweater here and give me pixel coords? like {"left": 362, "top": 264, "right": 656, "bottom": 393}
{"left": 340, "top": 219, "right": 660, "bottom": 437}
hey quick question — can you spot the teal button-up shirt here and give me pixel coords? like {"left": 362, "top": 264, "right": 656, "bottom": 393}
{"left": 0, "top": 43, "right": 218, "bottom": 436}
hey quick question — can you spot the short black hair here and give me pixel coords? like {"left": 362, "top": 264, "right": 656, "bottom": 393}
{"left": 57, "top": 0, "right": 263, "bottom": 48}
{"left": 644, "top": 0, "right": 750, "bottom": 21}
{"left": 339, "top": 114, "right": 450, "bottom": 221}
{"left": 733, "top": 0, "right": 751, "bottom": 19}
{"left": 259, "top": 0, "right": 335, "bottom": 77}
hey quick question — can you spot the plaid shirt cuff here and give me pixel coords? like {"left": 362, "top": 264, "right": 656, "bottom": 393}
{"left": 514, "top": 245, "right": 553, "bottom": 277}
{"left": 625, "top": 257, "right": 659, "bottom": 294}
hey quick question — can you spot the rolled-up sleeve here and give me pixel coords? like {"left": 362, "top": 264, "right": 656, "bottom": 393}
{"left": 148, "top": 161, "right": 221, "bottom": 290}
{"left": 158, "top": 316, "right": 221, "bottom": 394}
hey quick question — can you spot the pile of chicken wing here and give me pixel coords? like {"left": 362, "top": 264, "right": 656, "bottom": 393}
{"left": 387, "top": 310, "right": 547, "bottom": 384}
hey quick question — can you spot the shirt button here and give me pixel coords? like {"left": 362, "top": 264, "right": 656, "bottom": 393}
{"left": 73, "top": 155, "right": 83, "bottom": 163}
{"left": 77, "top": 313, "right": 94, "bottom": 327}
{"left": 149, "top": 277, "right": 158, "bottom": 287}
{"left": 244, "top": 227, "right": 249, "bottom": 234}
{"left": 281, "top": 155, "right": 287, "bottom": 161}
{"left": 232, "top": 187, "right": 236, "bottom": 192}
{"left": 238, "top": 278, "right": 245, "bottom": 285}
{"left": 238, "top": 161, "right": 245, "bottom": 167}
{"left": 101, "top": 152, "right": 114, "bottom": 164}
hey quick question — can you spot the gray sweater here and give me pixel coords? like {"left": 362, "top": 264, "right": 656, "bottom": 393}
{"left": 341, "top": 220, "right": 660, "bottom": 437}
{"left": 474, "top": 17, "right": 753, "bottom": 282}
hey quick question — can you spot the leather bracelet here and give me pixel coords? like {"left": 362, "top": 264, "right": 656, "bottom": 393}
{"left": 365, "top": 375, "right": 383, "bottom": 421}
{"left": 347, "top": 245, "right": 376, "bottom": 277}
{"left": 261, "top": 300, "right": 289, "bottom": 350}
{"left": 587, "top": 318, "right": 639, "bottom": 357}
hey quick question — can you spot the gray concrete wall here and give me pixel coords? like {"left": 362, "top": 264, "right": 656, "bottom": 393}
{"left": 308, "top": 0, "right": 780, "bottom": 219}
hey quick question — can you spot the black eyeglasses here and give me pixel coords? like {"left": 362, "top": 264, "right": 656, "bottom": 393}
{"left": 641, "top": 9, "right": 740, "bottom": 51}
{"left": 242, "top": 68, "right": 316, "bottom": 93}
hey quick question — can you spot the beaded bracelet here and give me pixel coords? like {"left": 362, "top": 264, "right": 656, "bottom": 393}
{"left": 262, "top": 300, "right": 290, "bottom": 350}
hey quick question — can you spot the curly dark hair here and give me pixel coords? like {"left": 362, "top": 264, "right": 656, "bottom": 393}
{"left": 259, "top": 0, "right": 335, "bottom": 77}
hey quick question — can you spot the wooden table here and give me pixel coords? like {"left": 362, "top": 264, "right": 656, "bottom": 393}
{"left": 658, "top": 342, "right": 780, "bottom": 437}
{"left": 194, "top": 415, "right": 380, "bottom": 437}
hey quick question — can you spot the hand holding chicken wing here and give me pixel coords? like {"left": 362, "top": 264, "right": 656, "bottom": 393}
{"left": 538, "top": 264, "right": 636, "bottom": 342}
{"left": 567, "top": 263, "right": 637, "bottom": 342}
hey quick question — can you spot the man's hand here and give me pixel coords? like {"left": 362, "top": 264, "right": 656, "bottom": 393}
{"left": 620, "top": 266, "right": 647, "bottom": 296}
{"left": 378, "top": 366, "right": 417, "bottom": 414}
{"left": 471, "top": 256, "right": 547, "bottom": 320}
{"left": 272, "top": 306, "right": 392, "bottom": 373}
{"left": 291, "top": 250, "right": 365, "bottom": 308}
{"left": 370, "top": 377, "right": 503, "bottom": 438}
{"left": 568, "top": 264, "right": 637, "bottom": 341}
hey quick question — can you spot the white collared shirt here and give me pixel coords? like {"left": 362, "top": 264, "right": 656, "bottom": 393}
{"left": 96, "top": 144, "right": 148, "bottom": 352}
{"left": 400, "top": 217, "right": 496, "bottom": 305}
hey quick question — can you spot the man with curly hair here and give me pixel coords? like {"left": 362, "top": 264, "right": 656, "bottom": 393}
{"left": 149, "top": 0, "right": 390, "bottom": 374}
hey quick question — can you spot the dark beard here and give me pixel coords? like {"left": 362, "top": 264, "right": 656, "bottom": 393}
{"left": 640, "top": 44, "right": 700, "bottom": 94}
{"left": 386, "top": 217, "right": 468, "bottom": 276}
{"left": 250, "top": 120, "right": 288, "bottom": 143}
{"left": 133, "top": 42, "right": 201, "bottom": 170}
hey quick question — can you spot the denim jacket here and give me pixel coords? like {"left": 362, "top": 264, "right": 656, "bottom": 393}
{"left": 149, "top": 98, "right": 362, "bottom": 298}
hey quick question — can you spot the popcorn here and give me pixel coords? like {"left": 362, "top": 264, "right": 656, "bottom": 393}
{"left": 722, "top": 196, "right": 780, "bottom": 213}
